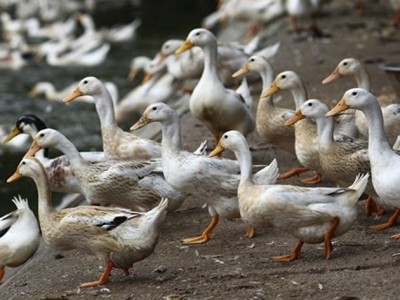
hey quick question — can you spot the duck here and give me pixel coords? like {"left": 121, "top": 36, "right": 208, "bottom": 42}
{"left": 4, "top": 114, "right": 105, "bottom": 194}
{"left": 326, "top": 88, "right": 400, "bottom": 235}
{"left": 64, "top": 76, "right": 162, "bottom": 161}
{"left": 285, "top": 98, "right": 384, "bottom": 215}
{"left": 232, "top": 54, "right": 296, "bottom": 155}
{"left": 322, "top": 57, "right": 400, "bottom": 146}
{"left": 209, "top": 130, "right": 369, "bottom": 260}
{"left": 30, "top": 81, "right": 119, "bottom": 108}
{"left": 0, "top": 195, "right": 40, "bottom": 283}
{"left": 23, "top": 128, "right": 163, "bottom": 210}
{"left": 7, "top": 157, "right": 168, "bottom": 287}
{"left": 261, "top": 70, "right": 357, "bottom": 184}
{"left": 101, "top": 18, "right": 142, "bottom": 43}
{"left": 175, "top": 28, "right": 255, "bottom": 144}
{"left": 130, "top": 102, "right": 276, "bottom": 243}
{"left": 284, "top": 0, "right": 324, "bottom": 37}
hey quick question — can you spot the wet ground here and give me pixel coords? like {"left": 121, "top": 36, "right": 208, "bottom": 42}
{"left": 1, "top": 0, "right": 400, "bottom": 299}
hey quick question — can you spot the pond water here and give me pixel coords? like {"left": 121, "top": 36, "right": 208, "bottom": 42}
{"left": 0, "top": 0, "right": 216, "bottom": 216}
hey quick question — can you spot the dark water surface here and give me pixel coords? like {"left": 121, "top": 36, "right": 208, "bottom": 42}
{"left": 0, "top": 0, "right": 216, "bottom": 216}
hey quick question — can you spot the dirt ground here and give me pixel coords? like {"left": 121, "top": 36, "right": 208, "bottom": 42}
{"left": 2, "top": 1, "right": 400, "bottom": 299}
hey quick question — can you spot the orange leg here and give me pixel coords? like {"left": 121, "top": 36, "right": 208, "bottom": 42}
{"left": 0, "top": 267, "right": 4, "bottom": 283}
{"left": 79, "top": 260, "right": 114, "bottom": 288}
{"left": 287, "top": 15, "right": 301, "bottom": 33}
{"left": 300, "top": 171, "right": 323, "bottom": 184}
{"left": 273, "top": 240, "right": 304, "bottom": 261}
{"left": 365, "top": 196, "right": 384, "bottom": 216}
{"left": 370, "top": 208, "right": 400, "bottom": 230}
{"left": 278, "top": 167, "right": 310, "bottom": 179}
{"left": 390, "top": 9, "right": 400, "bottom": 27}
{"left": 182, "top": 215, "right": 219, "bottom": 244}
{"left": 245, "top": 227, "right": 255, "bottom": 238}
{"left": 324, "top": 217, "right": 340, "bottom": 260}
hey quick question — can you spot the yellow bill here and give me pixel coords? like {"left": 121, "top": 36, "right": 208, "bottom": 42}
{"left": 23, "top": 141, "right": 42, "bottom": 158}
{"left": 130, "top": 115, "right": 150, "bottom": 131}
{"left": 232, "top": 65, "right": 250, "bottom": 78}
{"left": 7, "top": 170, "right": 22, "bottom": 183}
{"left": 261, "top": 81, "right": 280, "bottom": 98}
{"left": 175, "top": 39, "right": 194, "bottom": 54}
{"left": 285, "top": 110, "right": 305, "bottom": 127}
{"left": 4, "top": 125, "right": 20, "bottom": 143}
{"left": 63, "top": 88, "right": 83, "bottom": 103}
{"left": 325, "top": 98, "right": 350, "bottom": 117}
{"left": 208, "top": 142, "right": 225, "bottom": 158}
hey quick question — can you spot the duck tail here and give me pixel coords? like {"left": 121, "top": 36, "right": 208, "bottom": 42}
{"left": 253, "top": 158, "right": 279, "bottom": 185}
{"left": 348, "top": 173, "right": 369, "bottom": 206}
{"left": 11, "top": 195, "right": 29, "bottom": 210}
{"left": 145, "top": 197, "right": 169, "bottom": 225}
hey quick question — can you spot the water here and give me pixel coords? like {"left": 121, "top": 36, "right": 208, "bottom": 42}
{"left": 0, "top": 0, "right": 216, "bottom": 216}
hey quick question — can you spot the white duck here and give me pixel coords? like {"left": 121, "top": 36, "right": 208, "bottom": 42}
{"left": 176, "top": 28, "right": 255, "bottom": 144}
{"left": 0, "top": 195, "right": 40, "bottom": 283}
{"left": 285, "top": 0, "right": 324, "bottom": 36}
{"left": 326, "top": 88, "right": 400, "bottom": 235}
{"left": 322, "top": 57, "right": 400, "bottom": 146}
{"left": 209, "top": 130, "right": 369, "bottom": 261}
{"left": 8, "top": 157, "right": 168, "bottom": 287}
{"left": 131, "top": 103, "right": 276, "bottom": 243}
{"left": 64, "top": 76, "right": 162, "bottom": 161}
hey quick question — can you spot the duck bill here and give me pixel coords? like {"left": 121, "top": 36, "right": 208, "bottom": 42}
{"left": 175, "top": 39, "right": 194, "bottom": 54}
{"left": 63, "top": 88, "right": 83, "bottom": 103}
{"left": 29, "top": 88, "right": 37, "bottom": 97}
{"left": 208, "top": 142, "right": 225, "bottom": 158}
{"left": 261, "top": 81, "right": 280, "bottom": 98}
{"left": 285, "top": 110, "right": 305, "bottom": 126}
{"left": 7, "top": 170, "right": 22, "bottom": 183}
{"left": 23, "top": 141, "right": 42, "bottom": 158}
{"left": 232, "top": 65, "right": 250, "bottom": 78}
{"left": 322, "top": 68, "right": 342, "bottom": 84}
{"left": 130, "top": 115, "right": 150, "bottom": 131}
{"left": 141, "top": 73, "right": 153, "bottom": 84}
{"left": 325, "top": 98, "right": 350, "bottom": 117}
{"left": 4, "top": 126, "right": 20, "bottom": 143}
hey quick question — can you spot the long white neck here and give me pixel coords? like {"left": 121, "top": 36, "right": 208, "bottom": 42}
{"left": 50, "top": 135, "right": 85, "bottom": 166}
{"left": 30, "top": 163, "right": 55, "bottom": 222}
{"left": 354, "top": 67, "right": 371, "bottom": 91}
{"left": 161, "top": 114, "right": 183, "bottom": 153}
{"left": 232, "top": 143, "right": 254, "bottom": 185}
{"left": 93, "top": 86, "right": 117, "bottom": 128}
{"left": 315, "top": 115, "right": 334, "bottom": 149}
{"left": 290, "top": 82, "right": 308, "bottom": 109}
{"left": 361, "top": 99, "right": 392, "bottom": 157}
{"left": 200, "top": 40, "right": 221, "bottom": 86}
{"left": 257, "top": 60, "right": 275, "bottom": 113}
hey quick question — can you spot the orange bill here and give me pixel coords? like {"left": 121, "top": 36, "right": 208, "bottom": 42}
{"left": 63, "top": 88, "right": 83, "bottom": 103}
{"left": 232, "top": 65, "right": 250, "bottom": 78}
{"left": 325, "top": 98, "right": 350, "bottom": 117}
{"left": 322, "top": 67, "right": 342, "bottom": 84}
{"left": 208, "top": 142, "right": 225, "bottom": 158}
{"left": 130, "top": 115, "right": 150, "bottom": 131}
{"left": 23, "top": 141, "right": 42, "bottom": 158}
{"left": 7, "top": 170, "right": 22, "bottom": 183}
{"left": 285, "top": 110, "right": 305, "bottom": 126}
{"left": 175, "top": 39, "right": 194, "bottom": 54}
{"left": 261, "top": 81, "right": 280, "bottom": 98}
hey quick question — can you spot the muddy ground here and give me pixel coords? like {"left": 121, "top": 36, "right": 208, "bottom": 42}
{"left": 2, "top": 1, "right": 400, "bottom": 299}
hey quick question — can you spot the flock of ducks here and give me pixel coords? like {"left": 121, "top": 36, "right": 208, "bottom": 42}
{"left": 0, "top": 1, "right": 400, "bottom": 292}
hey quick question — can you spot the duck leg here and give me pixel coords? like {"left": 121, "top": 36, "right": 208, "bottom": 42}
{"left": 182, "top": 215, "right": 219, "bottom": 244}
{"left": 0, "top": 267, "right": 4, "bottom": 283}
{"left": 365, "top": 196, "right": 384, "bottom": 216}
{"left": 324, "top": 217, "right": 340, "bottom": 260}
{"left": 390, "top": 9, "right": 400, "bottom": 27}
{"left": 272, "top": 240, "right": 304, "bottom": 261}
{"left": 300, "top": 171, "right": 323, "bottom": 184}
{"left": 370, "top": 208, "right": 400, "bottom": 230}
{"left": 245, "top": 227, "right": 255, "bottom": 238}
{"left": 278, "top": 167, "right": 310, "bottom": 179}
{"left": 79, "top": 260, "right": 114, "bottom": 288}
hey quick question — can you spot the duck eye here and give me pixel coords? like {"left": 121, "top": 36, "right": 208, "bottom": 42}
{"left": 195, "top": 32, "right": 200, "bottom": 36}
{"left": 40, "top": 133, "right": 44, "bottom": 137}
{"left": 22, "top": 161, "right": 26, "bottom": 165}
{"left": 83, "top": 80, "right": 88, "bottom": 84}
{"left": 152, "top": 106, "right": 157, "bottom": 111}
{"left": 250, "top": 58, "right": 254, "bottom": 62}
{"left": 281, "top": 75, "right": 286, "bottom": 79}
{"left": 352, "top": 92, "right": 357, "bottom": 96}
{"left": 308, "top": 102, "right": 312, "bottom": 106}
{"left": 224, "top": 135, "right": 228, "bottom": 139}
{"left": 343, "top": 62, "right": 348, "bottom": 66}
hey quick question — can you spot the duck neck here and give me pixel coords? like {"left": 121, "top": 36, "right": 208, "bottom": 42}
{"left": 362, "top": 100, "right": 391, "bottom": 154}
{"left": 161, "top": 115, "right": 183, "bottom": 153}
{"left": 93, "top": 86, "right": 117, "bottom": 128}
{"left": 315, "top": 115, "right": 334, "bottom": 149}
{"left": 201, "top": 41, "right": 220, "bottom": 84}
{"left": 258, "top": 62, "right": 275, "bottom": 112}
{"left": 290, "top": 82, "right": 308, "bottom": 109}
{"left": 52, "top": 135, "right": 85, "bottom": 166}
{"left": 354, "top": 68, "right": 371, "bottom": 91}
{"left": 234, "top": 144, "right": 254, "bottom": 185}
{"left": 32, "top": 163, "right": 55, "bottom": 219}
